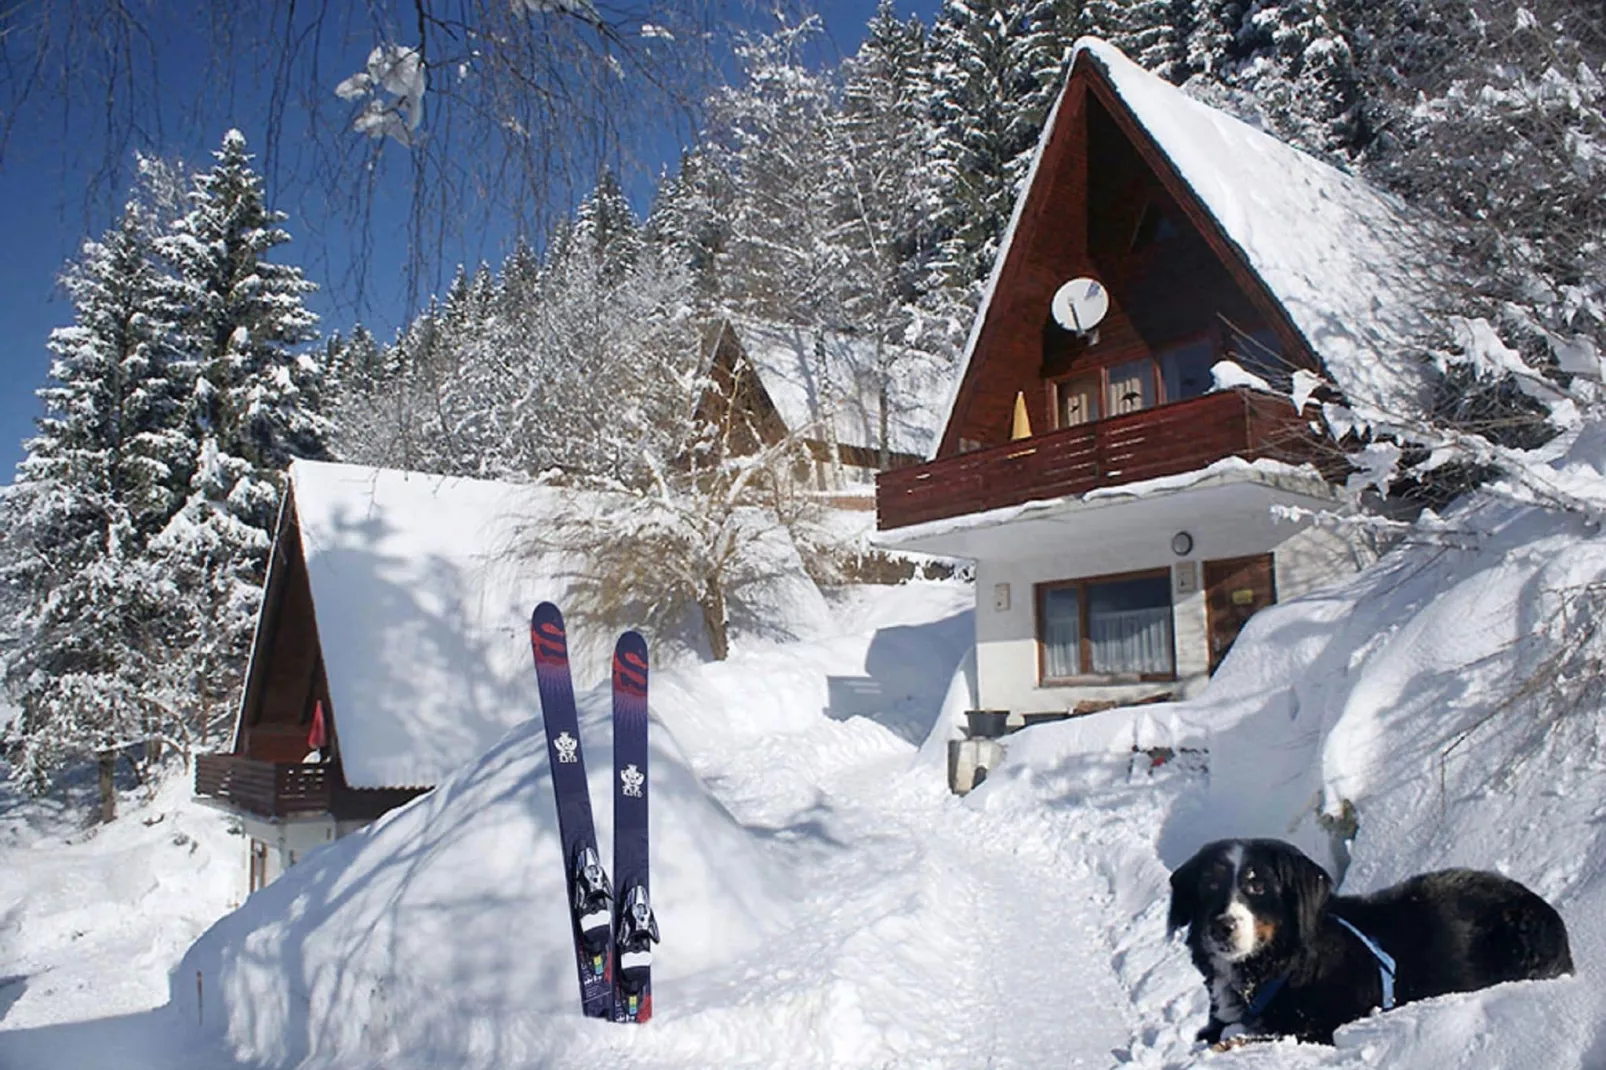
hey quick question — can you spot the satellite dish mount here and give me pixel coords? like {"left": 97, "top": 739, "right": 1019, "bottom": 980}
{"left": 1051, "top": 277, "right": 1110, "bottom": 340}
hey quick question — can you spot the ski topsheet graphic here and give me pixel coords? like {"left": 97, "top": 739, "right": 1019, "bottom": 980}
{"left": 530, "top": 602, "right": 613, "bottom": 1019}
{"left": 530, "top": 604, "right": 657, "bottom": 1023}
{"left": 611, "top": 631, "right": 658, "bottom": 1023}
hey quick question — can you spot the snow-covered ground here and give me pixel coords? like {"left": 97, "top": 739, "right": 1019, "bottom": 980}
{"left": 4, "top": 500, "right": 1606, "bottom": 1068}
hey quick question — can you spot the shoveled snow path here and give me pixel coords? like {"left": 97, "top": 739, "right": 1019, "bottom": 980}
{"left": 645, "top": 715, "right": 1142, "bottom": 1069}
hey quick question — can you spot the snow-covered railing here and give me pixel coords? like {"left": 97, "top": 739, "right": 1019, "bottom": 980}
{"left": 876, "top": 387, "right": 1321, "bottom": 530}
{"left": 195, "top": 754, "right": 335, "bottom": 818}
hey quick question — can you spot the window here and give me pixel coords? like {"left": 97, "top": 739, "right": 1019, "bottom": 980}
{"left": 1039, "top": 571, "right": 1176, "bottom": 681}
{"left": 1159, "top": 338, "right": 1217, "bottom": 402}
{"left": 1056, "top": 376, "right": 1100, "bottom": 427}
{"left": 1106, "top": 359, "right": 1155, "bottom": 416}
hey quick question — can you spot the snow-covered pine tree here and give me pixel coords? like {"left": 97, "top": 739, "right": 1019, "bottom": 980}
{"left": 0, "top": 202, "right": 187, "bottom": 816}
{"left": 1086, "top": 0, "right": 1197, "bottom": 81}
{"left": 570, "top": 170, "right": 643, "bottom": 284}
{"left": 927, "top": 0, "right": 1080, "bottom": 292}
{"left": 644, "top": 147, "right": 733, "bottom": 310}
{"left": 833, "top": 0, "right": 948, "bottom": 468}
{"left": 152, "top": 129, "right": 328, "bottom": 744}
{"left": 160, "top": 129, "right": 327, "bottom": 515}
{"left": 710, "top": 16, "right": 845, "bottom": 330}
{"left": 1181, "top": 0, "right": 1371, "bottom": 159}
{"left": 1345, "top": 0, "right": 1606, "bottom": 510}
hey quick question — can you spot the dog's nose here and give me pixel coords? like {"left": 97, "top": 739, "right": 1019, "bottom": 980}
{"left": 1209, "top": 915, "right": 1237, "bottom": 944}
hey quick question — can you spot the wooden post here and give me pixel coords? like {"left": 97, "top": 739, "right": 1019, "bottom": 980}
{"left": 98, "top": 753, "right": 116, "bottom": 824}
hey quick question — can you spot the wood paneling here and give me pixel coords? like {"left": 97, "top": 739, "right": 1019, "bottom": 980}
{"left": 196, "top": 754, "right": 333, "bottom": 818}
{"left": 877, "top": 388, "right": 1318, "bottom": 530}
{"left": 937, "top": 57, "right": 1323, "bottom": 461}
{"left": 195, "top": 754, "right": 425, "bottom": 821}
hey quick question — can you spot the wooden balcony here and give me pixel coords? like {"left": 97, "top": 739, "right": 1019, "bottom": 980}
{"left": 195, "top": 754, "right": 335, "bottom": 819}
{"left": 876, "top": 388, "right": 1323, "bottom": 531}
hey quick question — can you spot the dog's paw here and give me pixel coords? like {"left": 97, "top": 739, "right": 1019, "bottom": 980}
{"left": 1210, "top": 1035, "right": 1260, "bottom": 1053}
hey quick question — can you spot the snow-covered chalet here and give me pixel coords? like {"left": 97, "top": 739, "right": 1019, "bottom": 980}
{"left": 194, "top": 461, "right": 590, "bottom": 893}
{"left": 876, "top": 38, "right": 1435, "bottom": 778}
{"left": 695, "top": 318, "right": 950, "bottom": 497}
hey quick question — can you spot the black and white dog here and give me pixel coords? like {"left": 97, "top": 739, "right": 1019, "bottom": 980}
{"left": 1168, "top": 838, "right": 1573, "bottom": 1045}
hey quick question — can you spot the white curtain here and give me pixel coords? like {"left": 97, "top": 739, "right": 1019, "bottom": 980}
{"left": 1044, "top": 615, "right": 1081, "bottom": 678}
{"left": 1088, "top": 606, "right": 1172, "bottom": 675}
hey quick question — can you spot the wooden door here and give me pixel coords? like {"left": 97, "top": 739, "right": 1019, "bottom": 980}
{"left": 1204, "top": 554, "right": 1276, "bottom": 674}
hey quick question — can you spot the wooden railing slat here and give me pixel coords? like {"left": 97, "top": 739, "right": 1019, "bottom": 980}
{"left": 195, "top": 753, "right": 334, "bottom": 818}
{"left": 877, "top": 388, "right": 1325, "bottom": 530}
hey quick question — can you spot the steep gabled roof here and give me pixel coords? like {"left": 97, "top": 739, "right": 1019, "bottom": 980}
{"left": 729, "top": 318, "right": 950, "bottom": 459}
{"left": 245, "top": 460, "right": 828, "bottom": 792}
{"left": 934, "top": 37, "right": 1437, "bottom": 458}
{"left": 281, "top": 461, "right": 582, "bottom": 790}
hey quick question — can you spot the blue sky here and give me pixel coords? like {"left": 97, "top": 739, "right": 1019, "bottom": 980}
{"left": 0, "top": 1, "right": 940, "bottom": 483}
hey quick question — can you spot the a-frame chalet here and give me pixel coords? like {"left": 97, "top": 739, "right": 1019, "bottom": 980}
{"left": 877, "top": 39, "right": 1433, "bottom": 768}
{"left": 194, "top": 461, "right": 585, "bottom": 892}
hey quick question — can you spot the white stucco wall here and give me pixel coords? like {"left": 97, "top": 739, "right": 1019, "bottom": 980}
{"left": 973, "top": 509, "right": 1367, "bottom": 717}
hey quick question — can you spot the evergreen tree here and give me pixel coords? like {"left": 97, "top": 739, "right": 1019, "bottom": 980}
{"left": 159, "top": 128, "right": 327, "bottom": 529}
{"left": 1183, "top": 0, "right": 1370, "bottom": 159}
{"left": 0, "top": 203, "right": 186, "bottom": 814}
{"left": 1372, "top": 0, "right": 1606, "bottom": 454}
{"left": 710, "top": 17, "right": 845, "bottom": 329}
{"left": 644, "top": 148, "right": 733, "bottom": 309}
{"left": 927, "top": 0, "right": 1081, "bottom": 291}
{"left": 570, "top": 170, "right": 643, "bottom": 283}
{"left": 151, "top": 129, "right": 328, "bottom": 742}
{"left": 833, "top": 1, "right": 952, "bottom": 465}
{"left": 1086, "top": 0, "right": 1196, "bottom": 80}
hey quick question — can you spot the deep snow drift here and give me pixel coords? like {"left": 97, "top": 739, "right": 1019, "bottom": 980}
{"left": 4, "top": 502, "right": 1606, "bottom": 1068}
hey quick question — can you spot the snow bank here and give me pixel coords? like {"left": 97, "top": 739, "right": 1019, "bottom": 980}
{"left": 179, "top": 682, "right": 785, "bottom": 1067}
{"left": 172, "top": 581, "right": 975, "bottom": 1070}
{"left": 0, "top": 773, "right": 241, "bottom": 1030}
{"left": 976, "top": 497, "right": 1606, "bottom": 1065}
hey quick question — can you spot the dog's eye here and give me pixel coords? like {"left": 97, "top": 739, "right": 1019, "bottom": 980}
{"left": 1242, "top": 876, "right": 1265, "bottom": 896}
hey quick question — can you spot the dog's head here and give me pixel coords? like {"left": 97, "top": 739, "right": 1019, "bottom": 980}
{"left": 1168, "top": 839, "right": 1332, "bottom": 968}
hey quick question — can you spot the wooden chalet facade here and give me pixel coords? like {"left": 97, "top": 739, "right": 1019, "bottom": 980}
{"left": 194, "top": 478, "right": 423, "bottom": 891}
{"left": 695, "top": 318, "right": 945, "bottom": 497}
{"left": 877, "top": 40, "right": 1410, "bottom": 778}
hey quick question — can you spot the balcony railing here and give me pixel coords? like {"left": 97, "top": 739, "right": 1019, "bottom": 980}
{"left": 195, "top": 754, "right": 335, "bottom": 818}
{"left": 876, "top": 388, "right": 1321, "bottom": 531}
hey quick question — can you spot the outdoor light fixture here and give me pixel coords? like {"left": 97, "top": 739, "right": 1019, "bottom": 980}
{"left": 1171, "top": 531, "right": 1194, "bottom": 556}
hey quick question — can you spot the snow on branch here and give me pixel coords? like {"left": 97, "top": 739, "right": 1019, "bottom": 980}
{"left": 336, "top": 45, "right": 426, "bottom": 145}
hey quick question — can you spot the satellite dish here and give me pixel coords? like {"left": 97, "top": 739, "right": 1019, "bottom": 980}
{"left": 1051, "top": 277, "right": 1110, "bottom": 335}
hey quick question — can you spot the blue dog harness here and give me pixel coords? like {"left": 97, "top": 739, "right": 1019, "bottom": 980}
{"left": 1242, "top": 916, "right": 1397, "bottom": 1029}
{"left": 1332, "top": 916, "right": 1398, "bottom": 1010}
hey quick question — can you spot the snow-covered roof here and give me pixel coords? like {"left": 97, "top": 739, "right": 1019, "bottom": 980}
{"left": 282, "top": 461, "right": 586, "bottom": 790}
{"left": 730, "top": 319, "right": 949, "bottom": 459}
{"left": 935, "top": 37, "right": 1438, "bottom": 458}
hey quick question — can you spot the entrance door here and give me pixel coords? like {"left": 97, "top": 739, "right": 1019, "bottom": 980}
{"left": 1204, "top": 554, "right": 1276, "bottom": 674}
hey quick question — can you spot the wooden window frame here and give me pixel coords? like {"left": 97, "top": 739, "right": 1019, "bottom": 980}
{"left": 1035, "top": 566, "right": 1178, "bottom": 685}
{"left": 1048, "top": 328, "right": 1227, "bottom": 431}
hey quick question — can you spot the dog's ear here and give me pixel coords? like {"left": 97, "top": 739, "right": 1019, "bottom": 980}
{"left": 1168, "top": 851, "right": 1207, "bottom": 937}
{"left": 1278, "top": 844, "right": 1333, "bottom": 948}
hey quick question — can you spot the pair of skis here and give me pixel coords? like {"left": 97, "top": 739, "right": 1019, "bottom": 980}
{"left": 530, "top": 602, "right": 659, "bottom": 1023}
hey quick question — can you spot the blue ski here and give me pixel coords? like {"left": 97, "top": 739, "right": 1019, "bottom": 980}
{"left": 530, "top": 602, "right": 613, "bottom": 1019}
{"left": 611, "top": 631, "right": 658, "bottom": 1023}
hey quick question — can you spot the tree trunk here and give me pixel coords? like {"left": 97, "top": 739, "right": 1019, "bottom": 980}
{"left": 98, "top": 752, "right": 117, "bottom": 824}
{"left": 701, "top": 579, "right": 730, "bottom": 662}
